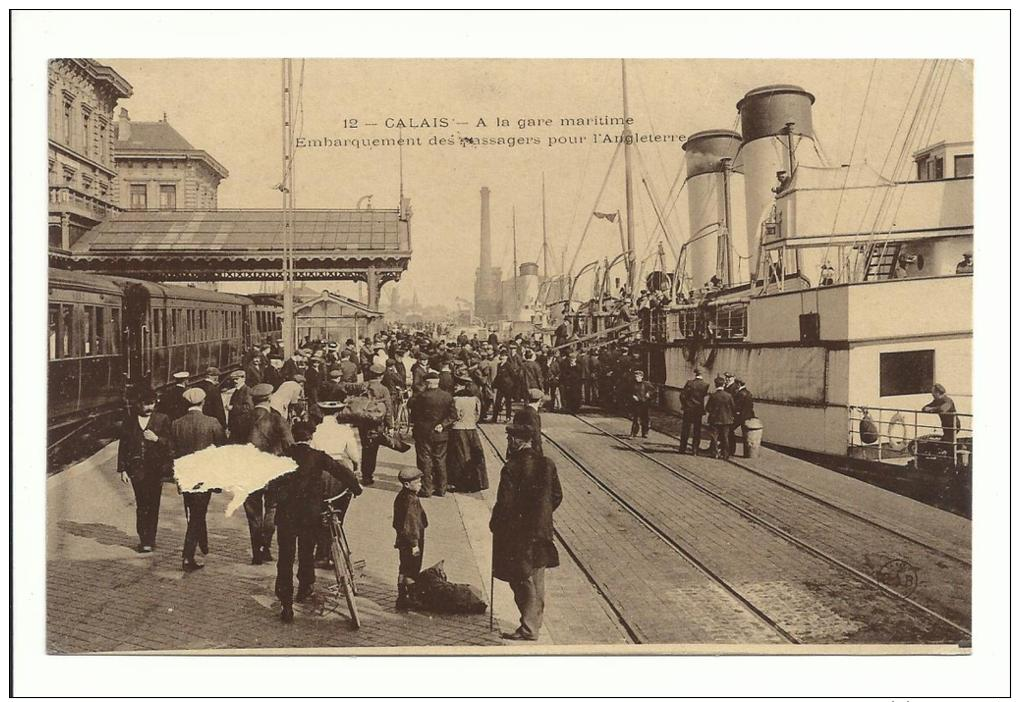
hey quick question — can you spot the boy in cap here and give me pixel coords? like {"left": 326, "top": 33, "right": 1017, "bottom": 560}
{"left": 392, "top": 467, "right": 428, "bottom": 610}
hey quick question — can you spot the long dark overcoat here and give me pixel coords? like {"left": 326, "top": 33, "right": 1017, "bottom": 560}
{"left": 489, "top": 447, "right": 562, "bottom": 582}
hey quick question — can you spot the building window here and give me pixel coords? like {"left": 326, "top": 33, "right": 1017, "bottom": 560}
{"left": 159, "top": 184, "right": 177, "bottom": 211}
{"left": 81, "top": 108, "right": 91, "bottom": 158}
{"left": 954, "top": 154, "right": 973, "bottom": 177}
{"left": 98, "top": 120, "right": 108, "bottom": 163}
{"left": 879, "top": 349, "right": 935, "bottom": 396}
{"left": 130, "top": 184, "right": 147, "bottom": 210}
{"left": 62, "top": 100, "right": 73, "bottom": 145}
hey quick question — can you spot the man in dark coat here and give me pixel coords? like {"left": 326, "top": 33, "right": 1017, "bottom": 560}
{"left": 156, "top": 370, "right": 192, "bottom": 422}
{"left": 246, "top": 383, "right": 295, "bottom": 565}
{"left": 679, "top": 368, "right": 709, "bottom": 455}
{"left": 922, "top": 383, "right": 961, "bottom": 445}
{"left": 628, "top": 368, "right": 656, "bottom": 438}
{"left": 559, "top": 350, "right": 583, "bottom": 413}
{"left": 196, "top": 366, "right": 227, "bottom": 429}
{"left": 490, "top": 423, "right": 563, "bottom": 641}
{"left": 226, "top": 370, "right": 254, "bottom": 443}
{"left": 513, "top": 388, "right": 544, "bottom": 456}
{"left": 408, "top": 371, "right": 458, "bottom": 497}
{"left": 491, "top": 351, "right": 517, "bottom": 423}
{"left": 731, "top": 378, "right": 755, "bottom": 454}
{"left": 577, "top": 350, "right": 592, "bottom": 405}
{"left": 244, "top": 355, "right": 264, "bottom": 389}
{"left": 272, "top": 421, "right": 361, "bottom": 623}
{"left": 522, "top": 350, "right": 544, "bottom": 395}
{"left": 117, "top": 386, "right": 173, "bottom": 552}
{"left": 706, "top": 377, "right": 736, "bottom": 459}
{"left": 171, "top": 387, "right": 226, "bottom": 571}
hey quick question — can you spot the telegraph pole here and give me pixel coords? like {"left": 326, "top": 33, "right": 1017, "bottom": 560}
{"left": 281, "top": 58, "right": 295, "bottom": 357}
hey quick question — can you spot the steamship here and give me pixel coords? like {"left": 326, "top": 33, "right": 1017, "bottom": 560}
{"left": 641, "top": 81, "right": 972, "bottom": 497}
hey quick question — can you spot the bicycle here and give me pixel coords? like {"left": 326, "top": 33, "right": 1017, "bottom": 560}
{"left": 394, "top": 388, "right": 411, "bottom": 437}
{"left": 323, "top": 490, "right": 362, "bottom": 629}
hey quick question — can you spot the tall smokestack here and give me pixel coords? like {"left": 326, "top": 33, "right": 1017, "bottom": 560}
{"left": 480, "top": 186, "right": 492, "bottom": 270}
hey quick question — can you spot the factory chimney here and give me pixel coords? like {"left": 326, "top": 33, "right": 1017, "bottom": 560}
{"left": 480, "top": 186, "right": 492, "bottom": 270}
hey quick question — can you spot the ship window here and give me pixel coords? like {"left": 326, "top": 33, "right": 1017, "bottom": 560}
{"left": 879, "top": 350, "right": 935, "bottom": 396}
{"left": 954, "top": 154, "right": 973, "bottom": 177}
{"left": 916, "top": 156, "right": 929, "bottom": 181}
{"left": 933, "top": 157, "right": 944, "bottom": 180}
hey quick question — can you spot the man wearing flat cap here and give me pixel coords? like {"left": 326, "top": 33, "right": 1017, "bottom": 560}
{"left": 226, "top": 370, "right": 254, "bottom": 442}
{"left": 513, "top": 388, "right": 545, "bottom": 455}
{"left": 196, "top": 366, "right": 226, "bottom": 429}
{"left": 171, "top": 387, "right": 226, "bottom": 571}
{"left": 490, "top": 422, "right": 562, "bottom": 641}
{"left": 246, "top": 383, "right": 294, "bottom": 565}
{"left": 407, "top": 370, "right": 458, "bottom": 497}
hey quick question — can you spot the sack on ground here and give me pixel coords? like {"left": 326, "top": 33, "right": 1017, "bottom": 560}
{"left": 406, "top": 560, "right": 488, "bottom": 614}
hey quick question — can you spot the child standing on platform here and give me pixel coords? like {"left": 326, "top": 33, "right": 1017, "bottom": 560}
{"left": 393, "top": 466, "right": 428, "bottom": 610}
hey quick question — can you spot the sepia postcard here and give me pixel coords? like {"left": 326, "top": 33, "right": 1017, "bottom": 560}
{"left": 12, "top": 9, "right": 1012, "bottom": 699}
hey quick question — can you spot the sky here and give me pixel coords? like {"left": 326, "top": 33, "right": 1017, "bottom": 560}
{"left": 103, "top": 58, "right": 972, "bottom": 306}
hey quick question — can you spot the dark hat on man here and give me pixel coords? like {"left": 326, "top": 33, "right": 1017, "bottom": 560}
{"left": 252, "top": 383, "right": 274, "bottom": 401}
{"left": 369, "top": 362, "right": 386, "bottom": 376}
{"left": 505, "top": 423, "right": 534, "bottom": 441}
{"left": 132, "top": 385, "right": 158, "bottom": 404}
{"left": 425, "top": 370, "right": 440, "bottom": 381}
{"left": 528, "top": 388, "right": 545, "bottom": 402}
{"left": 205, "top": 366, "right": 220, "bottom": 377}
{"left": 328, "top": 369, "right": 342, "bottom": 379}
{"left": 317, "top": 399, "right": 346, "bottom": 411}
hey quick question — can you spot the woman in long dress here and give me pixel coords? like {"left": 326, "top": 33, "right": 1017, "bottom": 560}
{"left": 447, "top": 375, "right": 489, "bottom": 493}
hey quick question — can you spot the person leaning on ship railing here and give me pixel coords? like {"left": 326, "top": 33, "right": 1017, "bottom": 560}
{"left": 921, "top": 384, "right": 961, "bottom": 447}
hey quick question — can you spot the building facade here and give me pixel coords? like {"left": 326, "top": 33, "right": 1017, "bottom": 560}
{"left": 48, "top": 59, "right": 133, "bottom": 255}
{"left": 114, "top": 110, "right": 229, "bottom": 211}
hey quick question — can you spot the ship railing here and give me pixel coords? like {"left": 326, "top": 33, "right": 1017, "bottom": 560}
{"left": 643, "top": 303, "right": 747, "bottom": 343}
{"left": 846, "top": 404, "right": 973, "bottom": 471}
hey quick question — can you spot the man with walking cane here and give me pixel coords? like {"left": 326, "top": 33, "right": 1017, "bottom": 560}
{"left": 489, "top": 422, "right": 563, "bottom": 641}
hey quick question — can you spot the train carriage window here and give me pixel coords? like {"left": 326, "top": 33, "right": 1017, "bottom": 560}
{"left": 171, "top": 308, "right": 179, "bottom": 345}
{"left": 186, "top": 309, "right": 194, "bottom": 343}
{"left": 161, "top": 308, "right": 168, "bottom": 347}
{"left": 111, "top": 308, "right": 121, "bottom": 354}
{"left": 48, "top": 304, "right": 59, "bottom": 359}
{"left": 95, "top": 307, "right": 105, "bottom": 354}
{"left": 83, "top": 305, "right": 94, "bottom": 356}
{"left": 152, "top": 308, "right": 161, "bottom": 349}
{"left": 61, "top": 305, "right": 73, "bottom": 357}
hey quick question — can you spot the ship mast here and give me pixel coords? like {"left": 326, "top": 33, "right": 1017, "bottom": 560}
{"left": 621, "top": 59, "right": 637, "bottom": 299}
{"left": 541, "top": 173, "right": 549, "bottom": 279}
{"left": 281, "top": 58, "right": 295, "bottom": 357}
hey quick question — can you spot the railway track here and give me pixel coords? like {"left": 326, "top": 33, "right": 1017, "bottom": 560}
{"left": 475, "top": 425, "right": 644, "bottom": 644}
{"left": 595, "top": 413, "right": 970, "bottom": 568}
{"left": 557, "top": 412, "right": 971, "bottom": 641}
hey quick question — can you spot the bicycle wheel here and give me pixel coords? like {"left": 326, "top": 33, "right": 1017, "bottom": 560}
{"left": 396, "top": 401, "right": 410, "bottom": 436}
{"left": 337, "top": 525, "right": 359, "bottom": 595}
{"left": 330, "top": 535, "right": 361, "bottom": 629}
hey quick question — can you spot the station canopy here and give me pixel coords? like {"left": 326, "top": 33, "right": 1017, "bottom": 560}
{"left": 66, "top": 208, "right": 412, "bottom": 282}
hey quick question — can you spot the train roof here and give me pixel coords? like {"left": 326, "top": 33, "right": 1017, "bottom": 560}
{"left": 48, "top": 268, "right": 125, "bottom": 296}
{"left": 113, "top": 277, "right": 255, "bottom": 305}
{"left": 49, "top": 268, "right": 254, "bottom": 305}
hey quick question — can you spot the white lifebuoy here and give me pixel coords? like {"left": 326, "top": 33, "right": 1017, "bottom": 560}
{"left": 887, "top": 413, "right": 907, "bottom": 451}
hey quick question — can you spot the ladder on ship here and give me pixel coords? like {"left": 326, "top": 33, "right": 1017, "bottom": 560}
{"left": 863, "top": 242, "right": 902, "bottom": 280}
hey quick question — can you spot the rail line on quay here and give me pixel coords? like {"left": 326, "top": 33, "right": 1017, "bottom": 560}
{"left": 478, "top": 423, "right": 800, "bottom": 645}
{"left": 565, "top": 412, "right": 972, "bottom": 639}
{"left": 476, "top": 425, "right": 644, "bottom": 644}
{"left": 611, "top": 414, "right": 970, "bottom": 568}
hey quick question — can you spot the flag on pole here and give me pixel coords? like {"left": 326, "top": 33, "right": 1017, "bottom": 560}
{"left": 593, "top": 211, "right": 618, "bottom": 223}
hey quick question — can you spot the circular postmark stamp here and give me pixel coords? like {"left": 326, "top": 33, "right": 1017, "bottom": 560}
{"left": 876, "top": 558, "right": 920, "bottom": 597}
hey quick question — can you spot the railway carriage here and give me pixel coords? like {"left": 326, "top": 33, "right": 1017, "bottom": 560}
{"left": 48, "top": 269, "right": 258, "bottom": 447}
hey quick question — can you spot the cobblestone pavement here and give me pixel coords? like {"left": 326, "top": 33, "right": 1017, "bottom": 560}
{"left": 47, "top": 442, "right": 502, "bottom": 653}
{"left": 542, "top": 412, "right": 967, "bottom": 644}
{"left": 579, "top": 414, "right": 972, "bottom": 630}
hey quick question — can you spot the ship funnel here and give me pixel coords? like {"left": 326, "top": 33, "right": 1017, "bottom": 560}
{"left": 737, "top": 84, "right": 819, "bottom": 280}
{"left": 474, "top": 186, "right": 502, "bottom": 319}
{"left": 682, "top": 130, "right": 748, "bottom": 290}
